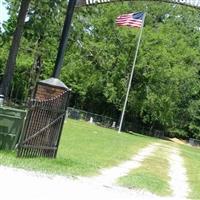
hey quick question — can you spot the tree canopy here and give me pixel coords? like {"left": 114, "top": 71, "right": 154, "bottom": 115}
{"left": 0, "top": 0, "right": 200, "bottom": 138}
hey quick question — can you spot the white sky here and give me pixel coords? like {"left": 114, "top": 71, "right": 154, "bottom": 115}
{"left": 0, "top": 0, "right": 9, "bottom": 29}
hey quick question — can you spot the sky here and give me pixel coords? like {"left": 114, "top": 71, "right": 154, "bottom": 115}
{"left": 0, "top": 0, "right": 9, "bottom": 29}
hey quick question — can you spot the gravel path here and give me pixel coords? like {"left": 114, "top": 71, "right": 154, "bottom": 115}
{"left": 168, "top": 147, "right": 190, "bottom": 200}
{"left": 82, "top": 143, "right": 160, "bottom": 186}
{"left": 0, "top": 143, "right": 190, "bottom": 200}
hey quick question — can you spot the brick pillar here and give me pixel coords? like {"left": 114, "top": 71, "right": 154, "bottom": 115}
{"left": 35, "top": 78, "right": 71, "bottom": 100}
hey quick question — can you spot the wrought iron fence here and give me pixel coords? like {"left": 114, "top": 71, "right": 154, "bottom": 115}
{"left": 17, "top": 90, "right": 70, "bottom": 158}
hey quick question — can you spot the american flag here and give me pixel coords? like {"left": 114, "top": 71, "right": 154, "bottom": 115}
{"left": 116, "top": 12, "right": 144, "bottom": 28}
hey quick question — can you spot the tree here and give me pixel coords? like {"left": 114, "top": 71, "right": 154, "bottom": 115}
{"left": 1, "top": 1, "right": 200, "bottom": 138}
{"left": 0, "top": 0, "right": 31, "bottom": 98}
{"left": 188, "top": 100, "right": 200, "bottom": 139}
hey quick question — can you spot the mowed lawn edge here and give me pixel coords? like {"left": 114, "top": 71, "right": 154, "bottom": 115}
{"left": 156, "top": 140, "right": 200, "bottom": 199}
{"left": 118, "top": 146, "right": 172, "bottom": 196}
{"left": 0, "top": 119, "right": 157, "bottom": 176}
{"left": 180, "top": 144, "right": 200, "bottom": 199}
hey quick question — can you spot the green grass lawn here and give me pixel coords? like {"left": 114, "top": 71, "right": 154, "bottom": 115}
{"left": 118, "top": 147, "right": 172, "bottom": 196}
{"left": 1, "top": 119, "right": 200, "bottom": 197}
{"left": 180, "top": 144, "right": 200, "bottom": 199}
{"left": 0, "top": 119, "right": 156, "bottom": 176}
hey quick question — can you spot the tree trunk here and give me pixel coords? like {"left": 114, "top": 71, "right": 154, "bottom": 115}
{"left": 0, "top": 0, "right": 31, "bottom": 98}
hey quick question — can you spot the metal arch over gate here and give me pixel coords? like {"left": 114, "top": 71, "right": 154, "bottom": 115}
{"left": 17, "top": 78, "right": 71, "bottom": 158}
{"left": 76, "top": 0, "right": 200, "bottom": 8}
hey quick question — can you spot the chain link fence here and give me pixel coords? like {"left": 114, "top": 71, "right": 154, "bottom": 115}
{"left": 67, "top": 107, "right": 118, "bottom": 129}
{"left": 66, "top": 107, "right": 165, "bottom": 138}
{"left": 189, "top": 138, "right": 200, "bottom": 147}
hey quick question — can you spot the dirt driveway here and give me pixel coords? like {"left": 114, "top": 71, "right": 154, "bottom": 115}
{"left": 0, "top": 143, "right": 189, "bottom": 200}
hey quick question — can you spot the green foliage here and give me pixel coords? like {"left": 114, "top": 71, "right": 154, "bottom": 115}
{"left": 1, "top": 1, "right": 200, "bottom": 138}
{"left": 188, "top": 100, "right": 200, "bottom": 139}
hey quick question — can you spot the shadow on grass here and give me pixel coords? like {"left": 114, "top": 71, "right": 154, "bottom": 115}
{"left": 127, "top": 131, "right": 161, "bottom": 141}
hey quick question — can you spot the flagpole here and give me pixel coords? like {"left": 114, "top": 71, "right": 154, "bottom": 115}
{"left": 118, "top": 13, "right": 146, "bottom": 133}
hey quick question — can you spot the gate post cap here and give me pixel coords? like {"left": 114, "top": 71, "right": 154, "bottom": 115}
{"left": 39, "top": 78, "right": 71, "bottom": 91}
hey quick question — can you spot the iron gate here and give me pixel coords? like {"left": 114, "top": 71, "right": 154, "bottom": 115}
{"left": 17, "top": 89, "right": 70, "bottom": 158}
